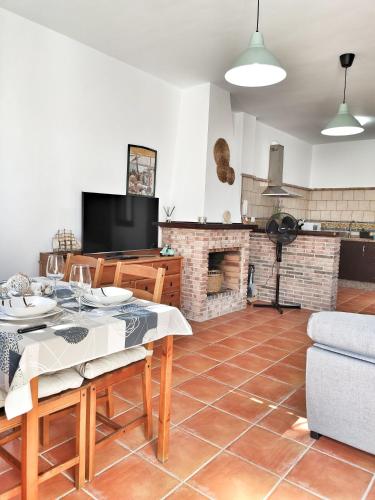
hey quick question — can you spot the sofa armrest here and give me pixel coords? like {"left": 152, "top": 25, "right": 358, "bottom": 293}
{"left": 308, "top": 311, "right": 375, "bottom": 359}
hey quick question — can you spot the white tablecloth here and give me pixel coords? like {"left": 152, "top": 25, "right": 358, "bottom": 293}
{"left": 0, "top": 284, "right": 192, "bottom": 418}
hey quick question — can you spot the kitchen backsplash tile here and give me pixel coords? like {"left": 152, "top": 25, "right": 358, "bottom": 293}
{"left": 241, "top": 174, "right": 375, "bottom": 228}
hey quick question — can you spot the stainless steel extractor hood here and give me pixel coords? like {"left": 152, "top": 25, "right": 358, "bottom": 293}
{"left": 262, "top": 144, "right": 300, "bottom": 197}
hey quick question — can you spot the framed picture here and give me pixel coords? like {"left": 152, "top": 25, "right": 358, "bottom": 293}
{"left": 126, "top": 145, "right": 157, "bottom": 197}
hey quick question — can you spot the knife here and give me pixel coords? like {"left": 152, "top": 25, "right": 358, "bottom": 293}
{"left": 17, "top": 324, "right": 48, "bottom": 334}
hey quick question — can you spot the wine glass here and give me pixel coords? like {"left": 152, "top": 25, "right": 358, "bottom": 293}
{"left": 69, "top": 264, "right": 92, "bottom": 314}
{"left": 46, "top": 254, "right": 65, "bottom": 297}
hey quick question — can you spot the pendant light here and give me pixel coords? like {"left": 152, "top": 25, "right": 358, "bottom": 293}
{"left": 225, "top": 0, "right": 286, "bottom": 87}
{"left": 321, "top": 53, "right": 364, "bottom": 136}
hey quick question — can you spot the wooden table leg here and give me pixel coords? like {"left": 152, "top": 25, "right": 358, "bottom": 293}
{"left": 21, "top": 377, "right": 39, "bottom": 500}
{"left": 157, "top": 335, "right": 173, "bottom": 463}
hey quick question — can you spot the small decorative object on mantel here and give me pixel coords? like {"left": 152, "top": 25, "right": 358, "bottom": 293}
{"left": 52, "top": 229, "right": 81, "bottom": 252}
{"left": 223, "top": 210, "right": 232, "bottom": 224}
{"left": 127, "top": 145, "right": 157, "bottom": 197}
{"left": 163, "top": 206, "right": 175, "bottom": 223}
{"left": 214, "top": 138, "right": 236, "bottom": 185}
{"left": 241, "top": 199, "right": 249, "bottom": 224}
{"left": 198, "top": 216, "right": 207, "bottom": 224}
{"left": 160, "top": 244, "right": 175, "bottom": 257}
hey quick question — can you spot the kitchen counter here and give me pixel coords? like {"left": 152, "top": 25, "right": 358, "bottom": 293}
{"left": 249, "top": 232, "right": 340, "bottom": 311}
{"left": 254, "top": 229, "right": 342, "bottom": 238}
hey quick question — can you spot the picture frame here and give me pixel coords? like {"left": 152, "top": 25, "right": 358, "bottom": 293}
{"left": 126, "top": 144, "right": 157, "bottom": 197}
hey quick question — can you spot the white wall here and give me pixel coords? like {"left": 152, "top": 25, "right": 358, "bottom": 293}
{"left": 254, "top": 121, "right": 312, "bottom": 187}
{"left": 311, "top": 139, "right": 375, "bottom": 188}
{"left": 0, "top": 8, "right": 181, "bottom": 278}
{"left": 204, "top": 85, "right": 241, "bottom": 223}
{"left": 233, "top": 112, "right": 256, "bottom": 176}
{"left": 169, "top": 84, "right": 210, "bottom": 221}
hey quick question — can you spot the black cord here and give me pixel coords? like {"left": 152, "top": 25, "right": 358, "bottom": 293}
{"left": 265, "top": 258, "right": 277, "bottom": 288}
{"left": 256, "top": 0, "right": 260, "bottom": 31}
{"left": 343, "top": 68, "right": 347, "bottom": 103}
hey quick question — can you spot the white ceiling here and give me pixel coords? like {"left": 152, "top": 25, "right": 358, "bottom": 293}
{"left": 1, "top": 0, "right": 375, "bottom": 144}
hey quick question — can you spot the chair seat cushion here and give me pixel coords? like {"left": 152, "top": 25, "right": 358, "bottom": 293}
{"left": 75, "top": 346, "right": 149, "bottom": 379}
{"left": 0, "top": 369, "right": 83, "bottom": 409}
{"left": 38, "top": 368, "right": 84, "bottom": 399}
{"left": 308, "top": 311, "right": 375, "bottom": 359}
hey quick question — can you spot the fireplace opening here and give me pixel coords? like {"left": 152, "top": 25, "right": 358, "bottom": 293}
{"left": 207, "top": 250, "right": 241, "bottom": 296}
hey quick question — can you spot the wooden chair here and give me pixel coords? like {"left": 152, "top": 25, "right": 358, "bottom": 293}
{"left": 0, "top": 410, "right": 22, "bottom": 498}
{"left": 63, "top": 254, "right": 104, "bottom": 287}
{"left": 0, "top": 380, "right": 87, "bottom": 498}
{"left": 85, "top": 263, "right": 165, "bottom": 481}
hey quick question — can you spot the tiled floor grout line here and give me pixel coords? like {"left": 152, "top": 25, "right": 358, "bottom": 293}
{"left": 362, "top": 473, "right": 375, "bottom": 500}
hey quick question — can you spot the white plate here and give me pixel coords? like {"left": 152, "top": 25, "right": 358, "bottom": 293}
{"left": 82, "top": 296, "right": 135, "bottom": 308}
{"left": 0, "top": 307, "right": 63, "bottom": 322}
{"left": 83, "top": 287, "right": 133, "bottom": 305}
{"left": 0, "top": 296, "right": 57, "bottom": 318}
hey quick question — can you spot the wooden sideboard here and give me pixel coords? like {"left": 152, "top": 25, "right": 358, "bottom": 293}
{"left": 39, "top": 251, "right": 182, "bottom": 307}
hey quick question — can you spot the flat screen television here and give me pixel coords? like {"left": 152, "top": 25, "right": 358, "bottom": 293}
{"left": 82, "top": 192, "right": 159, "bottom": 254}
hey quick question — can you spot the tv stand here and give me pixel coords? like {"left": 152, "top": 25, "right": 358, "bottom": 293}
{"left": 105, "top": 255, "right": 139, "bottom": 261}
{"left": 39, "top": 249, "right": 182, "bottom": 308}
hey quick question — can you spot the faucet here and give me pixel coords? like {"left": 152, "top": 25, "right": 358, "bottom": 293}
{"left": 348, "top": 220, "right": 355, "bottom": 238}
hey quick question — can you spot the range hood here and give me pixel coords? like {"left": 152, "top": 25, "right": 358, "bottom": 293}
{"left": 262, "top": 144, "right": 300, "bottom": 197}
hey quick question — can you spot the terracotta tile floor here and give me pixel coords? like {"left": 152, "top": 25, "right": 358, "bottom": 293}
{"left": 4, "top": 286, "right": 375, "bottom": 498}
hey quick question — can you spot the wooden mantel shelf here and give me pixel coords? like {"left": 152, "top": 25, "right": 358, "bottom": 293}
{"left": 158, "top": 222, "right": 258, "bottom": 230}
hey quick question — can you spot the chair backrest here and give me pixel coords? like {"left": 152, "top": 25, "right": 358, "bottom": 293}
{"left": 63, "top": 254, "right": 104, "bottom": 288}
{"left": 113, "top": 263, "right": 165, "bottom": 303}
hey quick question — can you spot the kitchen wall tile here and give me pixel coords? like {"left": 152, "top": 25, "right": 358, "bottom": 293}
{"left": 354, "top": 190, "right": 365, "bottom": 201}
{"left": 320, "top": 211, "right": 331, "bottom": 220}
{"left": 332, "top": 191, "right": 343, "bottom": 200}
{"left": 336, "top": 201, "right": 347, "bottom": 211}
{"left": 364, "top": 211, "right": 375, "bottom": 222}
{"left": 330, "top": 211, "right": 340, "bottom": 221}
{"left": 359, "top": 200, "right": 370, "bottom": 211}
{"left": 352, "top": 211, "right": 364, "bottom": 221}
{"left": 326, "top": 200, "right": 336, "bottom": 210}
{"left": 310, "top": 210, "right": 321, "bottom": 219}
{"left": 311, "top": 191, "right": 322, "bottom": 201}
{"left": 347, "top": 200, "right": 359, "bottom": 210}
{"left": 370, "top": 201, "right": 375, "bottom": 211}
{"left": 341, "top": 211, "right": 353, "bottom": 222}
{"left": 365, "top": 190, "right": 375, "bottom": 201}
{"left": 321, "top": 191, "right": 333, "bottom": 201}
{"left": 343, "top": 191, "right": 354, "bottom": 201}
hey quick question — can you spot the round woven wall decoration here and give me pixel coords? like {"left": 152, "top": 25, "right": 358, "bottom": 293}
{"left": 213, "top": 138, "right": 235, "bottom": 185}
{"left": 217, "top": 164, "right": 228, "bottom": 183}
{"left": 214, "top": 138, "right": 230, "bottom": 165}
{"left": 227, "top": 166, "right": 235, "bottom": 185}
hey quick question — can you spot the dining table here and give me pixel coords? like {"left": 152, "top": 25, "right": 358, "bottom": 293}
{"left": 0, "top": 281, "right": 192, "bottom": 499}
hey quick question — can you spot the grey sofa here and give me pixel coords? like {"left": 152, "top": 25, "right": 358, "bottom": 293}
{"left": 307, "top": 311, "right": 375, "bottom": 454}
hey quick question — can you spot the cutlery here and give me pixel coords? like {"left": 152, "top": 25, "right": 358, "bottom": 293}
{"left": 18, "top": 324, "right": 47, "bottom": 334}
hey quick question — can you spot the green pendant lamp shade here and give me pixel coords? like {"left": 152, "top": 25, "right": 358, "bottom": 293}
{"left": 225, "top": 31, "right": 286, "bottom": 87}
{"left": 321, "top": 53, "right": 364, "bottom": 136}
{"left": 321, "top": 103, "right": 364, "bottom": 136}
{"left": 225, "top": 0, "right": 286, "bottom": 87}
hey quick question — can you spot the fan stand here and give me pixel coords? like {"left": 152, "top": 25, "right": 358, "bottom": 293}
{"left": 254, "top": 241, "right": 301, "bottom": 314}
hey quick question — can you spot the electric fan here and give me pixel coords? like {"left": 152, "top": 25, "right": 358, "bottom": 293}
{"left": 254, "top": 212, "right": 301, "bottom": 314}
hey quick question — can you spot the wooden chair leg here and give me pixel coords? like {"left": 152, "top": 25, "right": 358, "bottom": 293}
{"left": 86, "top": 385, "right": 97, "bottom": 482}
{"left": 142, "top": 350, "right": 153, "bottom": 440}
{"left": 105, "top": 386, "right": 115, "bottom": 418}
{"left": 40, "top": 415, "right": 51, "bottom": 448}
{"left": 75, "top": 388, "right": 87, "bottom": 489}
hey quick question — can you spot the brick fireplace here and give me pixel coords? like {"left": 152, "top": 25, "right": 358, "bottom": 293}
{"left": 160, "top": 223, "right": 253, "bottom": 321}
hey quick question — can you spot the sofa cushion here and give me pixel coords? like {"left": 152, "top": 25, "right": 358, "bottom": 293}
{"left": 75, "top": 346, "right": 149, "bottom": 379}
{"left": 308, "top": 311, "right": 375, "bottom": 359}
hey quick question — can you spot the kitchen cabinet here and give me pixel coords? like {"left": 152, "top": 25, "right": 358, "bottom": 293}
{"left": 339, "top": 240, "right": 375, "bottom": 282}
